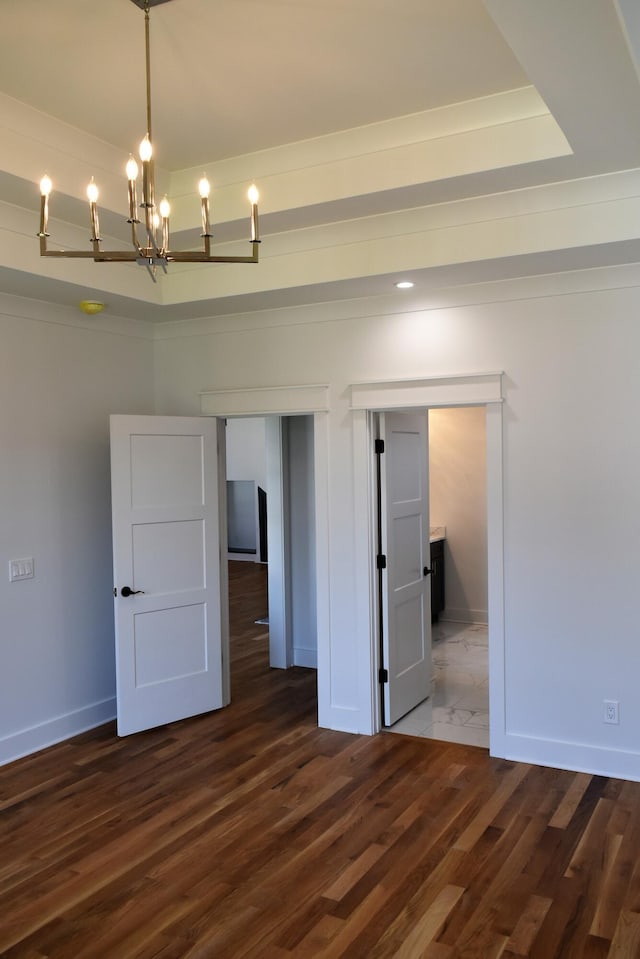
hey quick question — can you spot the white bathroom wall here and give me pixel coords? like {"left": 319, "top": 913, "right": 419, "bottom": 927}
{"left": 0, "top": 294, "right": 154, "bottom": 765}
{"left": 429, "top": 406, "right": 487, "bottom": 623}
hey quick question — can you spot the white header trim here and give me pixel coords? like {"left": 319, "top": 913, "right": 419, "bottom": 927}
{"left": 349, "top": 372, "right": 503, "bottom": 410}
{"left": 200, "top": 384, "right": 330, "bottom": 417}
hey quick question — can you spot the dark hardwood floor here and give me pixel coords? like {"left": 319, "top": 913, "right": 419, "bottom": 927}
{"left": 2, "top": 561, "right": 640, "bottom": 957}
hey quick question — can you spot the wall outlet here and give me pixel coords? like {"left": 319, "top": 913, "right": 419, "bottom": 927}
{"left": 604, "top": 700, "right": 619, "bottom": 724}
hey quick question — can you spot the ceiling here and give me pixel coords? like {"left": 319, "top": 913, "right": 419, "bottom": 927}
{"left": 1, "top": 0, "right": 528, "bottom": 170}
{"left": 1, "top": 0, "right": 640, "bottom": 322}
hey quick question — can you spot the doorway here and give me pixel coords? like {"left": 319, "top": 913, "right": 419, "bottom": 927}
{"left": 384, "top": 406, "right": 489, "bottom": 747}
{"left": 350, "top": 373, "right": 504, "bottom": 749}
{"left": 225, "top": 415, "right": 318, "bottom": 708}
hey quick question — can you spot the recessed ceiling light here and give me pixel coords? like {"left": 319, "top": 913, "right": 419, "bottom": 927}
{"left": 395, "top": 280, "right": 414, "bottom": 289}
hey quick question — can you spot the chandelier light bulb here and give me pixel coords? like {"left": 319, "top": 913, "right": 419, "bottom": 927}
{"left": 159, "top": 196, "right": 171, "bottom": 219}
{"left": 87, "top": 178, "right": 99, "bottom": 204}
{"left": 198, "top": 176, "right": 211, "bottom": 200}
{"left": 40, "top": 174, "right": 52, "bottom": 197}
{"left": 139, "top": 135, "right": 153, "bottom": 163}
{"left": 248, "top": 184, "right": 259, "bottom": 205}
{"left": 126, "top": 156, "right": 139, "bottom": 181}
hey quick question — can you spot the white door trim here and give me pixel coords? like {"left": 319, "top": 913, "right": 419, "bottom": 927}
{"left": 350, "top": 373, "right": 503, "bottom": 411}
{"left": 265, "top": 416, "right": 292, "bottom": 669}
{"left": 349, "top": 372, "right": 506, "bottom": 757}
{"left": 201, "top": 384, "right": 329, "bottom": 416}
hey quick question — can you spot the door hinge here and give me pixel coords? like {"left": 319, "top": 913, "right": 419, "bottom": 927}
{"left": 374, "top": 438, "right": 385, "bottom": 454}
{"left": 379, "top": 667, "right": 389, "bottom": 684}
{"left": 377, "top": 554, "right": 387, "bottom": 570}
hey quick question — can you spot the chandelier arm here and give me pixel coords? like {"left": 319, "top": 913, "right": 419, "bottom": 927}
{"left": 168, "top": 244, "right": 260, "bottom": 264}
{"left": 144, "top": 204, "right": 155, "bottom": 251}
{"left": 130, "top": 220, "right": 144, "bottom": 255}
{"left": 146, "top": 227, "right": 161, "bottom": 259}
{"left": 41, "top": 249, "right": 136, "bottom": 260}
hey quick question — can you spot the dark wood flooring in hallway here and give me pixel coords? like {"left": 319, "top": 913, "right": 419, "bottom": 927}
{"left": 1, "top": 561, "right": 640, "bottom": 957}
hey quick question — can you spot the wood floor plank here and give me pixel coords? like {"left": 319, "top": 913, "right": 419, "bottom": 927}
{"left": 607, "top": 910, "right": 640, "bottom": 957}
{"left": 442, "top": 815, "right": 547, "bottom": 950}
{"left": 588, "top": 831, "right": 625, "bottom": 939}
{"left": 452, "top": 762, "right": 531, "bottom": 853}
{"left": 548, "top": 772, "right": 593, "bottom": 829}
{"left": 506, "top": 894, "right": 553, "bottom": 955}
{"left": 2, "top": 561, "right": 640, "bottom": 958}
{"left": 322, "top": 842, "right": 388, "bottom": 901}
{"left": 370, "top": 883, "right": 465, "bottom": 959}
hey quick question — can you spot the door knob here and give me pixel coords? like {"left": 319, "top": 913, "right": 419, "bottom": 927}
{"left": 423, "top": 567, "right": 432, "bottom": 577}
{"left": 121, "top": 586, "right": 144, "bottom": 597}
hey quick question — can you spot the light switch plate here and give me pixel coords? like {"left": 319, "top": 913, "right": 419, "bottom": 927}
{"left": 9, "top": 557, "right": 34, "bottom": 582}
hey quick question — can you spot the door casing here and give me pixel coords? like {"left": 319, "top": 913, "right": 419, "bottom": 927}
{"left": 349, "top": 373, "right": 505, "bottom": 754}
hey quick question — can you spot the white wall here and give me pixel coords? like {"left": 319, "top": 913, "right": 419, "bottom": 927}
{"left": 226, "top": 417, "right": 266, "bottom": 559}
{"left": 429, "top": 406, "right": 487, "bottom": 623}
{"left": 226, "top": 417, "right": 266, "bottom": 488}
{"left": 154, "top": 277, "right": 640, "bottom": 780}
{"left": 0, "top": 295, "right": 154, "bottom": 765}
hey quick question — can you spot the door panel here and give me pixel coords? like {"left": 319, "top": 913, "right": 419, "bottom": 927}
{"left": 133, "top": 603, "right": 207, "bottom": 687}
{"left": 132, "top": 520, "right": 205, "bottom": 593}
{"left": 130, "top": 433, "right": 205, "bottom": 507}
{"left": 111, "top": 415, "right": 229, "bottom": 736}
{"left": 380, "top": 411, "right": 432, "bottom": 726}
{"left": 392, "top": 515, "right": 422, "bottom": 589}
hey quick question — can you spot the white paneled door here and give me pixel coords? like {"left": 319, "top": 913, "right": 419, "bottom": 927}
{"left": 379, "top": 411, "right": 432, "bottom": 726}
{"left": 110, "top": 415, "right": 229, "bottom": 736}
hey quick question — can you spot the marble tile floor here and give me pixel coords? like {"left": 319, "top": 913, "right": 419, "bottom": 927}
{"left": 386, "top": 620, "right": 489, "bottom": 748}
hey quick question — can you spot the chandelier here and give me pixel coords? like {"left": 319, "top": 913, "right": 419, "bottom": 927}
{"left": 37, "top": 0, "right": 260, "bottom": 281}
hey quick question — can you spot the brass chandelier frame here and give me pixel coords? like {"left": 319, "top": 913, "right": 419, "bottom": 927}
{"left": 38, "top": 0, "right": 260, "bottom": 281}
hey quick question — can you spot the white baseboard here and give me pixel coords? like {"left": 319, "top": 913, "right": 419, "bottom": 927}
{"left": 492, "top": 730, "right": 640, "bottom": 783}
{"left": 441, "top": 607, "right": 488, "bottom": 625}
{"left": 293, "top": 647, "right": 318, "bottom": 669}
{"left": 0, "top": 697, "right": 116, "bottom": 768}
{"left": 318, "top": 703, "right": 361, "bottom": 734}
